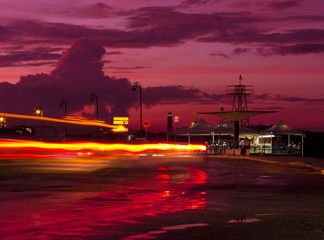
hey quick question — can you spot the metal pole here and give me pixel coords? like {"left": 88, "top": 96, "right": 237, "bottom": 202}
{"left": 132, "top": 82, "right": 143, "bottom": 141}
{"left": 140, "top": 86, "right": 142, "bottom": 141}
{"left": 233, "top": 121, "right": 239, "bottom": 149}
{"left": 35, "top": 106, "right": 44, "bottom": 137}
{"left": 301, "top": 134, "right": 304, "bottom": 157}
{"left": 41, "top": 110, "right": 43, "bottom": 138}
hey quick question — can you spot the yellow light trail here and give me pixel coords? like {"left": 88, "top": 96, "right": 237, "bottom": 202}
{"left": 0, "top": 139, "right": 206, "bottom": 153}
{"left": 0, "top": 113, "right": 127, "bottom": 132}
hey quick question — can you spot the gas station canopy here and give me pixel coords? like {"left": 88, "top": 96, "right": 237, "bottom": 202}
{"left": 198, "top": 111, "right": 277, "bottom": 122}
{"left": 198, "top": 111, "right": 277, "bottom": 149}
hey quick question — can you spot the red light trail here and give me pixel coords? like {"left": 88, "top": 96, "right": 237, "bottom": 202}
{"left": 0, "top": 139, "right": 206, "bottom": 158}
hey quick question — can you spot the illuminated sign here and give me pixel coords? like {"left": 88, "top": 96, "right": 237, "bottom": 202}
{"left": 143, "top": 120, "right": 150, "bottom": 128}
{"left": 113, "top": 117, "right": 128, "bottom": 125}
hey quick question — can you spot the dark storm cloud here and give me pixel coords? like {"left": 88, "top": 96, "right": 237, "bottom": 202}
{"left": 0, "top": 38, "right": 223, "bottom": 119}
{"left": 0, "top": 39, "right": 135, "bottom": 118}
{"left": 268, "top": 0, "right": 300, "bottom": 10}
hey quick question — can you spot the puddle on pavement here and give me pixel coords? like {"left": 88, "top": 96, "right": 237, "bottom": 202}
{"left": 122, "top": 230, "right": 167, "bottom": 239}
{"left": 162, "top": 223, "right": 209, "bottom": 230}
{"left": 122, "top": 223, "right": 209, "bottom": 239}
{"left": 228, "top": 217, "right": 261, "bottom": 223}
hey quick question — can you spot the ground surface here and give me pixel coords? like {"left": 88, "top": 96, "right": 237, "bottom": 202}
{"left": 1, "top": 153, "right": 324, "bottom": 239}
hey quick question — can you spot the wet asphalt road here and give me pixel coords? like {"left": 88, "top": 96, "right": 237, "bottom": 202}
{"left": 1, "top": 154, "right": 324, "bottom": 239}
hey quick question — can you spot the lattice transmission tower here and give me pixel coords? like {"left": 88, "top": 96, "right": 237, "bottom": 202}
{"left": 226, "top": 75, "right": 254, "bottom": 126}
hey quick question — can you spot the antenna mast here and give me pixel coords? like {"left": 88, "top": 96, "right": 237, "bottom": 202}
{"left": 226, "top": 75, "right": 254, "bottom": 126}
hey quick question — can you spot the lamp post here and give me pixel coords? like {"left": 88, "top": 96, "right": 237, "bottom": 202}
{"left": 35, "top": 106, "right": 43, "bottom": 137}
{"left": 59, "top": 101, "right": 67, "bottom": 135}
{"left": 0, "top": 116, "right": 6, "bottom": 128}
{"left": 90, "top": 93, "right": 99, "bottom": 136}
{"left": 132, "top": 82, "right": 142, "bottom": 141}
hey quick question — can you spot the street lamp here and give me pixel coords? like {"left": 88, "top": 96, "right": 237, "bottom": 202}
{"left": 59, "top": 101, "right": 67, "bottom": 135}
{"left": 35, "top": 106, "right": 43, "bottom": 137}
{"left": 132, "top": 82, "right": 142, "bottom": 140}
{"left": 35, "top": 108, "right": 43, "bottom": 117}
{"left": 0, "top": 116, "right": 6, "bottom": 128}
{"left": 90, "top": 93, "right": 99, "bottom": 136}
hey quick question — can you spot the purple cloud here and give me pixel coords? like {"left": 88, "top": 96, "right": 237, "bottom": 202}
{"left": 0, "top": 38, "right": 225, "bottom": 122}
{"left": 144, "top": 86, "right": 203, "bottom": 106}
{"left": 0, "top": 39, "right": 135, "bottom": 120}
{"left": 257, "top": 43, "right": 324, "bottom": 56}
{"left": 199, "top": 28, "right": 324, "bottom": 44}
{"left": 275, "top": 94, "right": 324, "bottom": 103}
{"left": 273, "top": 43, "right": 324, "bottom": 55}
{"left": 233, "top": 47, "right": 253, "bottom": 55}
{"left": 210, "top": 52, "right": 230, "bottom": 58}
{"left": 0, "top": 47, "right": 61, "bottom": 67}
{"left": 268, "top": 0, "right": 300, "bottom": 10}
{"left": 250, "top": 93, "right": 324, "bottom": 104}
{"left": 179, "top": 0, "right": 220, "bottom": 8}
{"left": 0, "top": 6, "right": 323, "bottom": 57}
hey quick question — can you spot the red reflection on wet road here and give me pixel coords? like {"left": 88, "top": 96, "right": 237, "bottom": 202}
{"left": 0, "top": 157, "right": 207, "bottom": 239}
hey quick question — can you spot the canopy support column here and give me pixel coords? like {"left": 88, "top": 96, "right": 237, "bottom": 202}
{"left": 233, "top": 121, "right": 239, "bottom": 149}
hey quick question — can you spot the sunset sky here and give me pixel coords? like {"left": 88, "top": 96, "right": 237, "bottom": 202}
{"left": 0, "top": 0, "right": 323, "bottom": 133}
